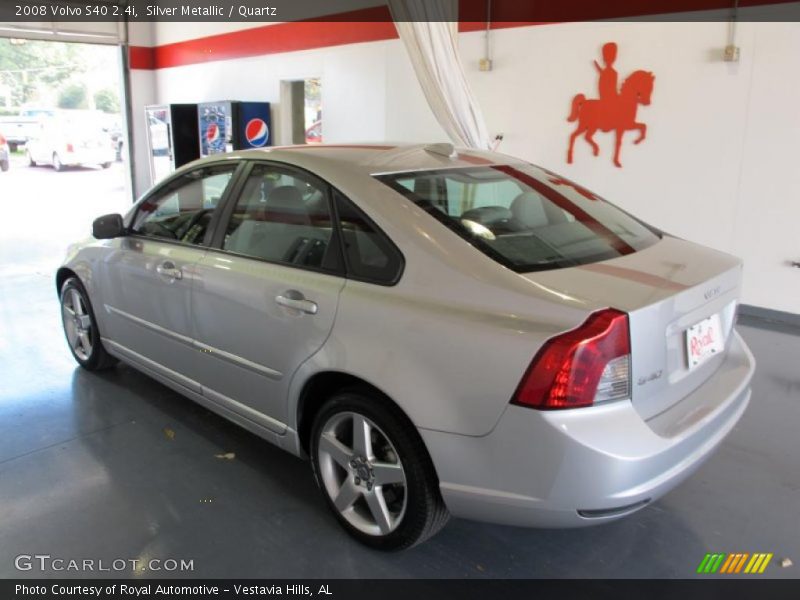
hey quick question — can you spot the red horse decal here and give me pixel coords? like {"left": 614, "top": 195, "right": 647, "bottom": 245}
{"left": 567, "top": 42, "right": 655, "bottom": 168}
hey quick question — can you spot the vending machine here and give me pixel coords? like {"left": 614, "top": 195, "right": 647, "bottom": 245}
{"left": 144, "top": 104, "right": 200, "bottom": 185}
{"left": 198, "top": 101, "right": 272, "bottom": 158}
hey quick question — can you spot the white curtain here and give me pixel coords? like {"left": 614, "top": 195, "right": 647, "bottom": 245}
{"left": 388, "top": 0, "right": 492, "bottom": 150}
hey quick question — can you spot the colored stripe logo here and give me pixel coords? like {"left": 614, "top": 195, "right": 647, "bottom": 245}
{"left": 697, "top": 553, "right": 773, "bottom": 574}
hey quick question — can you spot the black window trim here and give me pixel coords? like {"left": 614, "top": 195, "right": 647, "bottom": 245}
{"left": 205, "top": 159, "right": 346, "bottom": 278}
{"left": 125, "top": 160, "right": 247, "bottom": 250}
{"left": 330, "top": 187, "right": 405, "bottom": 287}
{"left": 202, "top": 158, "right": 404, "bottom": 286}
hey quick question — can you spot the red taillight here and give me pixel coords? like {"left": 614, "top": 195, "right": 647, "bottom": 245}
{"left": 0, "top": 133, "right": 6, "bottom": 145}
{"left": 66, "top": 143, "right": 74, "bottom": 153}
{"left": 512, "top": 308, "right": 631, "bottom": 410}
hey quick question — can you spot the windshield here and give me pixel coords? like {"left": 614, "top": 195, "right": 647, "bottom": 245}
{"left": 376, "top": 164, "right": 661, "bottom": 272}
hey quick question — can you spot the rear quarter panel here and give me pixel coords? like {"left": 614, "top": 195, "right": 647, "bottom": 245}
{"left": 286, "top": 176, "right": 593, "bottom": 437}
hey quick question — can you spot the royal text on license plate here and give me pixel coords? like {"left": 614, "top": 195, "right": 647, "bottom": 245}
{"left": 686, "top": 313, "right": 725, "bottom": 370}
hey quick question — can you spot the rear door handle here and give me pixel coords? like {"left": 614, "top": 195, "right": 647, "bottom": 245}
{"left": 156, "top": 261, "right": 183, "bottom": 281}
{"left": 276, "top": 291, "right": 318, "bottom": 315}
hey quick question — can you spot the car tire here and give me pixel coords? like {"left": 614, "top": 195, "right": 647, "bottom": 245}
{"left": 26, "top": 151, "right": 36, "bottom": 167}
{"left": 101, "top": 162, "right": 111, "bottom": 169}
{"left": 53, "top": 153, "right": 64, "bottom": 172}
{"left": 310, "top": 389, "right": 449, "bottom": 550}
{"left": 0, "top": 159, "right": 8, "bottom": 172}
{"left": 60, "top": 277, "right": 118, "bottom": 371}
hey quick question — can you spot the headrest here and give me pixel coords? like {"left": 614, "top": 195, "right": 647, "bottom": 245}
{"left": 510, "top": 192, "right": 549, "bottom": 228}
{"left": 460, "top": 206, "right": 512, "bottom": 225}
{"left": 267, "top": 185, "right": 304, "bottom": 211}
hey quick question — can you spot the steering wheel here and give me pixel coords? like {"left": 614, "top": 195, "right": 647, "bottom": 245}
{"left": 145, "top": 221, "right": 178, "bottom": 240}
{"left": 178, "top": 209, "right": 212, "bottom": 242}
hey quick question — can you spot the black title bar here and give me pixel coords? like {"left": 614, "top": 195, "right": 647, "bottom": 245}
{"left": 0, "top": 0, "right": 799, "bottom": 22}
{"left": 4, "top": 579, "right": 800, "bottom": 600}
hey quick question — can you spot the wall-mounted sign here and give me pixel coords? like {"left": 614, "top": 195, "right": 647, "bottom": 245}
{"left": 567, "top": 42, "right": 655, "bottom": 168}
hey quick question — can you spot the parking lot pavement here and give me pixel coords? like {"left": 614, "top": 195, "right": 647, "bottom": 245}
{"left": 0, "top": 153, "right": 132, "bottom": 277}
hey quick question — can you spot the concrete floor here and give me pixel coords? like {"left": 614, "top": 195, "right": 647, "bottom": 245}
{"left": 0, "top": 156, "right": 798, "bottom": 578}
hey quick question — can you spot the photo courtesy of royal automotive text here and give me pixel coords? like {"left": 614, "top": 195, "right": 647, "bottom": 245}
{"left": 0, "top": 0, "right": 798, "bottom": 599}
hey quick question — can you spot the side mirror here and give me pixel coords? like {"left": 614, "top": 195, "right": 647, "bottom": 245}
{"left": 93, "top": 213, "right": 126, "bottom": 239}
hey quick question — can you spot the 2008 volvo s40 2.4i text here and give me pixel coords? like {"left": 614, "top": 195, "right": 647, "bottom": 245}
{"left": 58, "top": 143, "right": 755, "bottom": 549}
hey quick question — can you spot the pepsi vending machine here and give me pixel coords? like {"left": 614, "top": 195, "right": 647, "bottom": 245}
{"left": 144, "top": 104, "right": 200, "bottom": 185}
{"left": 198, "top": 101, "right": 271, "bottom": 157}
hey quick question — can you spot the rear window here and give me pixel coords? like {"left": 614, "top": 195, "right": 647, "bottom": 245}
{"left": 377, "top": 164, "right": 660, "bottom": 272}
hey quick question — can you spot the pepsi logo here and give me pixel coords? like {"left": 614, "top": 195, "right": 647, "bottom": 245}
{"left": 245, "top": 118, "right": 269, "bottom": 147}
{"left": 206, "top": 123, "right": 220, "bottom": 143}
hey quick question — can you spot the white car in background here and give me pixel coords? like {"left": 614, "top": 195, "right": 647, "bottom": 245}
{"left": 26, "top": 110, "right": 116, "bottom": 171}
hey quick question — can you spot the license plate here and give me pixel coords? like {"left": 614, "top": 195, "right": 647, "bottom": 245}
{"left": 685, "top": 313, "right": 725, "bottom": 370}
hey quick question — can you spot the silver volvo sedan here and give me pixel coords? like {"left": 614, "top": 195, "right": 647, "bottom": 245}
{"left": 58, "top": 143, "right": 755, "bottom": 549}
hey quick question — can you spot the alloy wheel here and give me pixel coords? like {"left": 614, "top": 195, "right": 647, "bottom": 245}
{"left": 61, "top": 288, "right": 93, "bottom": 361}
{"left": 317, "top": 411, "right": 407, "bottom": 536}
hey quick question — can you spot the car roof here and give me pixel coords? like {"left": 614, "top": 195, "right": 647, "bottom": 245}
{"left": 194, "top": 143, "right": 526, "bottom": 176}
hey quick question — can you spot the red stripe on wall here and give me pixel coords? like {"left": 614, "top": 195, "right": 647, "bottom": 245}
{"left": 138, "top": 7, "right": 398, "bottom": 70}
{"left": 458, "top": 0, "right": 796, "bottom": 22}
{"left": 128, "top": 0, "right": 794, "bottom": 70}
{"left": 458, "top": 22, "right": 552, "bottom": 33}
{"left": 129, "top": 45, "right": 155, "bottom": 70}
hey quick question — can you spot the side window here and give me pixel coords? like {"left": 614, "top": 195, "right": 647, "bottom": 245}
{"left": 132, "top": 165, "right": 236, "bottom": 245}
{"left": 334, "top": 191, "right": 403, "bottom": 284}
{"left": 222, "top": 165, "right": 338, "bottom": 271}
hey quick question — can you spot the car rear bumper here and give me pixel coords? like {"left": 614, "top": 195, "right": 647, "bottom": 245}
{"left": 63, "top": 149, "right": 115, "bottom": 166}
{"left": 419, "top": 330, "right": 755, "bottom": 527}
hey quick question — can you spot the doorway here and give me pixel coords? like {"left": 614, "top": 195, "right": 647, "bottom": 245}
{"left": 279, "top": 77, "right": 322, "bottom": 145}
{"left": 0, "top": 38, "right": 130, "bottom": 277}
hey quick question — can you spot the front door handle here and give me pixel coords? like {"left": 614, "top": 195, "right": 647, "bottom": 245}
{"left": 156, "top": 261, "right": 183, "bottom": 281}
{"left": 276, "top": 291, "right": 318, "bottom": 315}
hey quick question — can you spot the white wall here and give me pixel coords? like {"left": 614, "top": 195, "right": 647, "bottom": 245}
{"left": 127, "top": 22, "right": 157, "bottom": 199}
{"left": 729, "top": 22, "right": 800, "bottom": 314}
{"left": 134, "top": 20, "right": 800, "bottom": 313}
{"left": 457, "top": 21, "right": 800, "bottom": 314}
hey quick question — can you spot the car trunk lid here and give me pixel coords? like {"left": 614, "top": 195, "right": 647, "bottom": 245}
{"left": 521, "top": 235, "right": 743, "bottom": 420}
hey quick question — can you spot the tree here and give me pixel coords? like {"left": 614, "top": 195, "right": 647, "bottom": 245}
{"left": 58, "top": 83, "right": 88, "bottom": 109}
{"left": 0, "top": 38, "right": 86, "bottom": 106}
{"left": 94, "top": 88, "right": 119, "bottom": 113}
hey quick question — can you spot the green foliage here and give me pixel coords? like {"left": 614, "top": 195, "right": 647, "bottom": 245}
{"left": 58, "top": 83, "right": 89, "bottom": 109}
{"left": 0, "top": 38, "right": 86, "bottom": 106}
{"left": 94, "top": 88, "right": 120, "bottom": 113}
{"left": 304, "top": 77, "right": 321, "bottom": 102}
